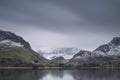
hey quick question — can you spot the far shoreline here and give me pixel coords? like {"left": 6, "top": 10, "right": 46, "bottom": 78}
{"left": 0, "top": 66, "right": 120, "bottom": 70}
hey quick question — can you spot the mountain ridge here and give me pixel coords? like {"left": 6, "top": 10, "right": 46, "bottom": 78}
{"left": 0, "top": 30, "right": 120, "bottom": 67}
{"left": 68, "top": 37, "right": 120, "bottom": 65}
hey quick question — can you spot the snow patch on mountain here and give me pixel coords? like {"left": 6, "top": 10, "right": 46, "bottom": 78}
{"left": 0, "top": 40, "right": 24, "bottom": 47}
{"left": 107, "top": 46, "right": 120, "bottom": 55}
{"left": 92, "top": 51, "right": 106, "bottom": 57}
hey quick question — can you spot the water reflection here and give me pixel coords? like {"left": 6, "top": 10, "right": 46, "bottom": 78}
{"left": 71, "top": 70, "right": 120, "bottom": 80}
{"left": 0, "top": 69, "right": 120, "bottom": 80}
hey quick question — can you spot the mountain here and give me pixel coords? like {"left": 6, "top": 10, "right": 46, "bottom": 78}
{"left": 68, "top": 37, "right": 120, "bottom": 66}
{"left": 38, "top": 48, "right": 80, "bottom": 60}
{"left": 68, "top": 50, "right": 107, "bottom": 65}
{"left": 0, "top": 30, "right": 49, "bottom": 66}
{"left": 1, "top": 30, "right": 119, "bottom": 67}
{"left": 51, "top": 56, "right": 68, "bottom": 64}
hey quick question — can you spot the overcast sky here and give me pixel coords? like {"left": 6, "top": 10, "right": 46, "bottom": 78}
{"left": 0, "top": 0, "right": 120, "bottom": 51}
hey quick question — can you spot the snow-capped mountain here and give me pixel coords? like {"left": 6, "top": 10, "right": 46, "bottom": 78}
{"left": 68, "top": 37, "right": 120, "bottom": 65}
{"left": 38, "top": 48, "right": 80, "bottom": 60}
{"left": 68, "top": 50, "right": 106, "bottom": 65}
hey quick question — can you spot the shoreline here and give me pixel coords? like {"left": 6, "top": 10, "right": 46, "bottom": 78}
{"left": 0, "top": 66, "right": 120, "bottom": 70}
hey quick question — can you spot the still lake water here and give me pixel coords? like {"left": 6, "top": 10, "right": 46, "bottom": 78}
{"left": 0, "top": 69, "right": 120, "bottom": 80}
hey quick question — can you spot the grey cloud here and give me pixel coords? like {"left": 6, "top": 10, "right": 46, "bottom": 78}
{"left": 0, "top": 0, "right": 120, "bottom": 51}
{"left": 49, "top": 0, "right": 120, "bottom": 32}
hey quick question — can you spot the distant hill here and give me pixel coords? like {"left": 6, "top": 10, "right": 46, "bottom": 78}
{"left": 51, "top": 56, "right": 68, "bottom": 64}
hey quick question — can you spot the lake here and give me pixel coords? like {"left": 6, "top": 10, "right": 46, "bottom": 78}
{"left": 0, "top": 69, "right": 120, "bottom": 80}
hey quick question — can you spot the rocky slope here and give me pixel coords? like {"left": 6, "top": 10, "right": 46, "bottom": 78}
{"left": 0, "top": 30, "right": 49, "bottom": 66}
{"left": 95, "top": 37, "right": 120, "bottom": 55}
